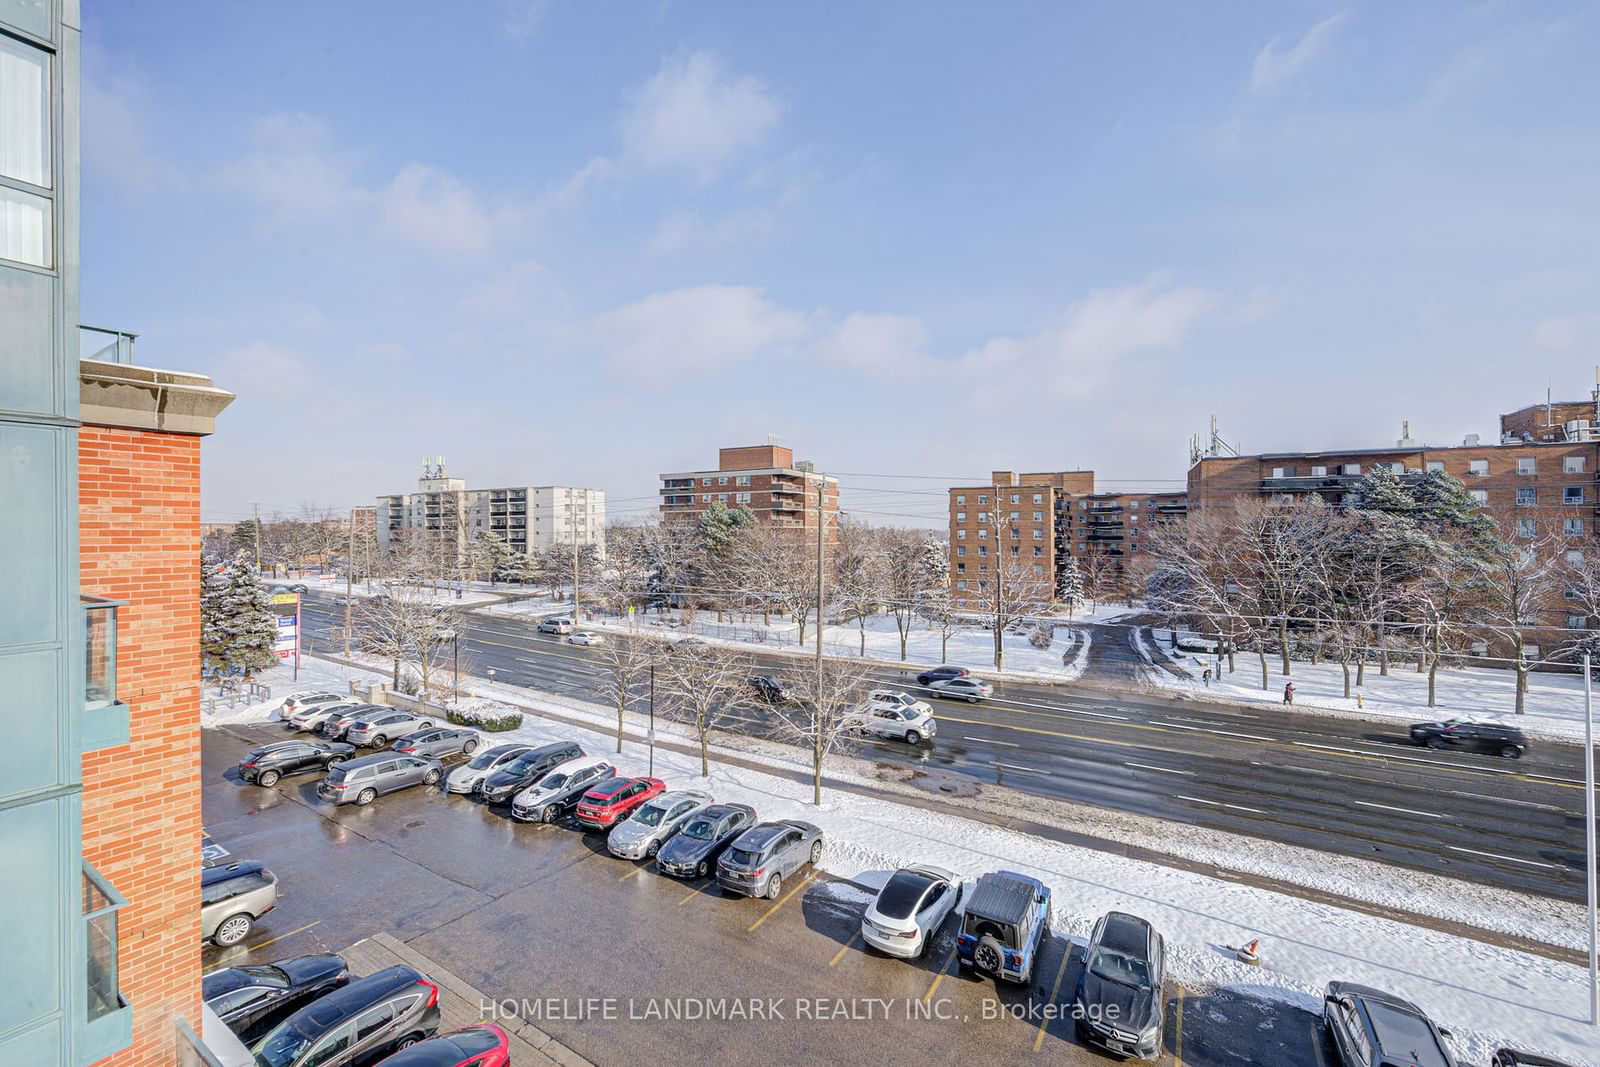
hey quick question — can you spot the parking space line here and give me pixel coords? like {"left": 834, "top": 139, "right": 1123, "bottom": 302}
{"left": 617, "top": 864, "right": 647, "bottom": 882}
{"left": 1032, "top": 944, "right": 1072, "bottom": 1051}
{"left": 921, "top": 946, "right": 958, "bottom": 1005}
{"left": 219, "top": 920, "right": 321, "bottom": 962}
{"left": 1174, "top": 987, "right": 1184, "bottom": 1067}
{"left": 676, "top": 880, "right": 712, "bottom": 906}
{"left": 746, "top": 873, "right": 814, "bottom": 933}
{"left": 828, "top": 931, "right": 860, "bottom": 967}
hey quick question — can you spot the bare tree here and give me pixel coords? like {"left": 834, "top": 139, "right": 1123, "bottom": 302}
{"left": 1476, "top": 523, "right": 1560, "bottom": 714}
{"left": 738, "top": 525, "right": 819, "bottom": 645}
{"left": 1144, "top": 503, "right": 1265, "bottom": 680}
{"left": 1409, "top": 532, "right": 1483, "bottom": 708}
{"left": 656, "top": 639, "right": 750, "bottom": 777}
{"left": 878, "top": 531, "right": 944, "bottom": 660}
{"left": 594, "top": 634, "right": 659, "bottom": 754}
{"left": 977, "top": 510, "right": 1051, "bottom": 670}
{"left": 765, "top": 653, "right": 874, "bottom": 805}
{"left": 1079, "top": 545, "right": 1119, "bottom": 612}
{"left": 355, "top": 575, "right": 462, "bottom": 697}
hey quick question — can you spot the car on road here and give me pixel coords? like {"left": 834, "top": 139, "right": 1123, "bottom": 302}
{"left": 850, "top": 690, "right": 938, "bottom": 744}
{"left": 927, "top": 676, "right": 993, "bottom": 703}
{"left": 475, "top": 741, "right": 585, "bottom": 804}
{"left": 444, "top": 743, "right": 535, "bottom": 795}
{"left": 278, "top": 691, "right": 345, "bottom": 718}
{"left": 510, "top": 756, "right": 615, "bottom": 823}
{"left": 374, "top": 1024, "right": 510, "bottom": 1067}
{"left": 203, "top": 954, "right": 350, "bottom": 1044}
{"left": 391, "top": 727, "right": 479, "bottom": 760}
{"left": 249, "top": 964, "right": 441, "bottom": 1067}
{"left": 860, "top": 864, "right": 963, "bottom": 959}
{"left": 914, "top": 665, "right": 969, "bottom": 687}
{"left": 1073, "top": 911, "right": 1166, "bottom": 1060}
{"left": 345, "top": 709, "right": 436, "bottom": 748}
{"left": 317, "top": 753, "right": 444, "bottom": 806}
{"left": 201, "top": 861, "right": 278, "bottom": 947}
{"left": 608, "top": 789, "right": 714, "bottom": 860}
{"left": 1407, "top": 718, "right": 1526, "bottom": 759}
{"left": 318, "top": 704, "right": 389, "bottom": 741}
{"left": 656, "top": 803, "right": 757, "bottom": 879}
{"left": 1322, "top": 981, "right": 1456, "bottom": 1067}
{"left": 747, "top": 674, "right": 796, "bottom": 703}
{"left": 237, "top": 740, "right": 355, "bottom": 787}
{"left": 567, "top": 631, "right": 606, "bottom": 646}
{"left": 287, "top": 700, "right": 361, "bottom": 732}
{"left": 538, "top": 616, "right": 574, "bottom": 635}
{"left": 574, "top": 775, "right": 665, "bottom": 830}
{"left": 955, "top": 870, "right": 1051, "bottom": 985}
{"left": 716, "top": 819, "right": 824, "bottom": 900}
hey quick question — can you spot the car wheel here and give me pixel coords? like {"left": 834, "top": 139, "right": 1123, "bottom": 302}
{"left": 1425, "top": 737, "right": 1444, "bottom": 749}
{"left": 905, "top": 729, "right": 922, "bottom": 745}
{"left": 647, "top": 840, "right": 660, "bottom": 859}
{"left": 369, "top": 735, "right": 386, "bottom": 748}
{"left": 696, "top": 860, "right": 708, "bottom": 878}
{"left": 418, "top": 721, "right": 433, "bottom": 730}
{"left": 327, "top": 755, "right": 347, "bottom": 767}
{"left": 462, "top": 738, "right": 478, "bottom": 755}
{"left": 423, "top": 768, "right": 442, "bottom": 785}
{"left": 809, "top": 840, "right": 823, "bottom": 865}
{"left": 213, "top": 913, "right": 253, "bottom": 947}
{"left": 766, "top": 872, "right": 783, "bottom": 900}
{"left": 395, "top": 1034, "right": 423, "bottom": 1051}
{"left": 356, "top": 788, "right": 377, "bottom": 806}
{"left": 541, "top": 806, "right": 558, "bottom": 823}
{"left": 974, "top": 936, "right": 1004, "bottom": 975}
{"left": 968, "top": 695, "right": 980, "bottom": 704}
{"left": 1500, "top": 745, "right": 1522, "bottom": 759}
{"left": 256, "top": 769, "right": 281, "bottom": 788}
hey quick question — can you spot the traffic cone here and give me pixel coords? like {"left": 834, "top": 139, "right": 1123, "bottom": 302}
{"left": 1235, "top": 938, "right": 1261, "bottom": 965}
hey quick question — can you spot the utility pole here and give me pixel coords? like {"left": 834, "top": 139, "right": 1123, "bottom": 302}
{"left": 1586, "top": 650, "right": 1597, "bottom": 1025}
{"left": 648, "top": 663, "right": 656, "bottom": 777}
{"left": 570, "top": 491, "right": 581, "bottom": 623}
{"left": 253, "top": 502, "right": 262, "bottom": 572}
{"left": 344, "top": 506, "right": 354, "bottom": 658}
{"left": 812, "top": 478, "right": 827, "bottom": 807}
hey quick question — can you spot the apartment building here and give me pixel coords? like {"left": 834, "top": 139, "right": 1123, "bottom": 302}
{"left": 660, "top": 444, "right": 839, "bottom": 531}
{"left": 375, "top": 459, "right": 605, "bottom": 560}
{"left": 1056, "top": 489, "right": 1189, "bottom": 579}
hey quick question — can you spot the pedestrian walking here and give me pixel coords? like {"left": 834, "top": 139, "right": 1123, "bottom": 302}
{"left": 1283, "top": 682, "right": 1295, "bottom": 705}
{"left": 1202, "top": 667, "right": 1212, "bottom": 687}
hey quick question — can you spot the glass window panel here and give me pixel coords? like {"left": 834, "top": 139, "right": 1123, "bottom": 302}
{"left": 0, "top": 2, "right": 52, "bottom": 40}
{"left": 0, "top": 183, "right": 50, "bottom": 267}
{"left": 0, "top": 263, "right": 54, "bottom": 412}
{"left": 0, "top": 34, "right": 49, "bottom": 187}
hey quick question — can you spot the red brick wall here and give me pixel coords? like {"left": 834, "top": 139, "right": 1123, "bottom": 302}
{"left": 79, "top": 425, "right": 203, "bottom": 1067}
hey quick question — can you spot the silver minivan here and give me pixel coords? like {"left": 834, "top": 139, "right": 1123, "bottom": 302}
{"left": 317, "top": 753, "right": 443, "bottom": 805}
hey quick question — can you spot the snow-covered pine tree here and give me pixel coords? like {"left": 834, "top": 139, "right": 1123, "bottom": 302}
{"left": 1055, "top": 554, "right": 1085, "bottom": 614}
{"left": 221, "top": 553, "right": 279, "bottom": 679}
{"left": 200, "top": 557, "right": 231, "bottom": 681}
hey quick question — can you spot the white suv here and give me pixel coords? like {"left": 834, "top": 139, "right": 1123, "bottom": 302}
{"left": 852, "top": 690, "right": 937, "bottom": 744}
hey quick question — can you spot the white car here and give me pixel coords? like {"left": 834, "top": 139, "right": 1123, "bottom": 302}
{"left": 861, "top": 864, "right": 964, "bottom": 959}
{"left": 927, "top": 676, "right": 993, "bottom": 703}
{"left": 567, "top": 631, "right": 606, "bottom": 646}
{"left": 851, "top": 691, "right": 937, "bottom": 744}
{"left": 288, "top": 700, "right": 361, "bottom": 732}
{"left": 278, "top": 691, "right": 345, "bottom": 718}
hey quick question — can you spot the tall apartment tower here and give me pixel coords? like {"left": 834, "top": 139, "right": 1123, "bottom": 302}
{"left": 375, "top": 460, "right": 606, "bottom": 560}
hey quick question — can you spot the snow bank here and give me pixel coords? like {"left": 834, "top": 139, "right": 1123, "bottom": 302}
{"left": 199, "top": 658, "right": 387, "bottom": 725}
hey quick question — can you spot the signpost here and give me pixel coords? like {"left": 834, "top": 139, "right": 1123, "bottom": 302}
{"left": 270, "top": 591, "right": 301, "bottom": 680}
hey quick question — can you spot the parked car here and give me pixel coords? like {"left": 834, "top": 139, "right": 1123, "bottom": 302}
{"left": 509, "top": 756, "right": 615, "bottom": 823}
{"left": 345, "top": 709, "right": 436, "bottom": 748}
{"left": 850, "top": 690, "right": 938, "bottom": 744}
{"left": 860, "top": 864, "right": 963, "bottom": 959}
{"left": 278, "top": 692, "right": 346, "bottom": 719}
{"left": 203, "top": 954, "right": 350, "bottom": 1044}
{"left": 567, "top": 631, "right": 606, "bottom": 646}
{"left": 373, "top": 1024, "right": 510, "bottom": 1067}
{"left": 716, "top": 820, "right": 824, "bottom": 899}
{"left": 391, "top": 727, "right": 479, "bottom": 760}
{"left": 288, "top": 701, "right": 362, "bottom": 733}
{"left": 915, "top": 665, "right": 969, "bottom": 687}
{"left": 1073, "top": 911, "right": 1166, "bottom": 1060}
{"left": 1493, "top": 1052, "right": 1577, "bottom": 1067}
{"left": 444, "top": 743, "right": 535, "bottom": 795}
{"left": 955, "top": 870, "right": 1051, "bottom": 984}
{"left": 574, "top": 775, "right": 665, "bottom": 830}
{"left": 237, "top": 740, "right": 355, "bottom": 787}
{"left": 538, "top": 617, "right": 574, "bottom": 635}
{"left": 927, "top": 676, "right": 993, "bottom": 703}
{"left": 1408, "top": 719, "right": 1526, "bottom": 759}
{"left": 317, "top": 753, "right": 444, "bottom": 806}
{"left": 201, "top": 861, "right": 278, "bottom": 947}
{"left": 250, "top": 965, "right": 441, "bottom": 1067}
{"left": 747, "top": 674, "right": 796, "bottom": 703}
{"left": 476, "top": 741, "right": 585, "bottom": 804}
{"left": 1323, "top": 982, "right": 1456, "bottom": 1067}
{"left": 608, "top": 789, "right": 714, "bottom": 860}
{"left": 318, "top": 704, "right": 389, "bottom": 741}
{"left": 656, "top": 803, "right": 757, "bottom": 879}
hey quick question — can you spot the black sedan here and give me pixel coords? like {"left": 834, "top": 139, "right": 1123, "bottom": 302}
{"left": 237, "top": 740, "right": 355, "bottom": 787}
{"left": 1408, "top": 718, "right": 1526, "bottom": 759}
{"left": 202, "top": 954, "right": 349, "bottom": 1044}
{"left": 391, "top": 727, "right": 480, "bottom": 759}
{"left": 914, "top": 665, "right": 969, "bottom": 687}
{"left": 1073, "top": 911, "right": 1165, "bottom": 1060}
{"left": 655, "top": 803, "right": 757, "bottom": 879}
{"left": 747, "top": 675, "right": 795, "bottom": 703}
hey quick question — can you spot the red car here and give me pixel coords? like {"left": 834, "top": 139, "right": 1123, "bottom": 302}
{"left": 573, "top": 776, "right": 665, "bottom": 830}
{"left": 376, "top": 1024, "right": 509, "bottom": 1067}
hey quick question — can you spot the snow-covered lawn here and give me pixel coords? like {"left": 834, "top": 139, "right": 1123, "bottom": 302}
{"left": 199, "top": 657, "right": 388, "bottom": 725}
{"left": 279, "top": 574, "right": 505, "bottom": 607}
{"left": 1144, "top": 629, "right": 1597, "bottom": 744}
{"left": 211, "top": 653, "right": 1596, "bottom": 1067}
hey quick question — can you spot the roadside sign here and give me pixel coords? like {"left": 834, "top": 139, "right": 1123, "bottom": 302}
{"left": 270, "top": 591, "right": 302, "bottom": 676}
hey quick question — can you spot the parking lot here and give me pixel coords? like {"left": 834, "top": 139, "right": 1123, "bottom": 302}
{"left": 203, "top": 723, "right": 1326, "bottom": 1066}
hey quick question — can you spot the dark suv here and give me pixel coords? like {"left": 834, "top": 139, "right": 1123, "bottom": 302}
{"left": 955, "top": 870, "right": 1051, "bottom": 984}
{"left": 251, "top": 965, "right": 441, "bottom": 1067}
{"left": 476, "top": 741, "right": 584, "bottom": 804}
{"left": 1323, "top": 982, "right": 1456, "bottom": 1067}
{"left": 915, "top": 665, "right": 969, "bottom": 686}
{"left": 1074, "top": 911, "right": 1165, "bottom": 1060}
{"left": 238, "top": 740, "right": 355, "bottom": 787}
{"left": 1408, "top": 719, "right": 1526, "bottom": 759}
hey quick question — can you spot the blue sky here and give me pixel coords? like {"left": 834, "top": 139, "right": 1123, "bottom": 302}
{"left": 79, "top": 2, "right": 1600, "bottom": 528}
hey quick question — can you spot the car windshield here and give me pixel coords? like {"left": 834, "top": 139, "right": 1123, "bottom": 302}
{"left": 726, "top": 847, "right": 760, "bottom": 866}
{"left": 876, "top": 871, "right": 934, "bottom": 920}
{"left": 631, "top": 803, "right": 667, "bottom": 827}
{"left": 680, "top": 818, "right": 716, "bottom": 841}
{"left": 506, "top": 755, "right": 542, "bottom": 773}
{"left": 251, "top": 1022, "right": 313, "bottom": 1067}
{"left": 238, "top": 965, "right": 288, "bottom": 988}
{"left": 468, "top": 749, "right": 508, "bottom": 769}
{"left": 1088, "top": 948, "right": 1151, "bottom": 989}
{"left": 539, "top": 772, "right": 568, "bottom": 790}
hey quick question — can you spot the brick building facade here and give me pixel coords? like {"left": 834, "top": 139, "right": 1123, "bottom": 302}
{"left": 661, "top": 445, "right": 839, "bottom": 532}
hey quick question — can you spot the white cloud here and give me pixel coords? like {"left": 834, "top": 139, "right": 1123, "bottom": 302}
{"left": 219, "top": 113, "right": 361, "bottom": 217}
{"left": 591, "top": 285, "right": 805, "bottom": 383}
{"left": 811, "top": 312, "right": 928, "bottom": 378}
{"left": 1250, "top": 12, "right": 1347, "bottom": 92}
{"left": 622, "top": 52, "right": 779, "bottom": 180}
{"left": 646, "top": 207, "right": 776, "bottom": 254}
{"left": 377, "top": 164, "right": 492, "bottom": 254}
{"left": 81, "top": 70, "right": 181, "bottom": 193}
{"left": 213, "top": 342, "right": 311, "bottom": 395}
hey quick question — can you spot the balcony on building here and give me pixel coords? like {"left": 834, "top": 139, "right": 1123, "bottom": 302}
{"left": 82, "top": 596, "right": 129, "bottom": 751}
{"left": 79, "top": 324, "right": 138, "bottom": 365}
{"left": 82, "top": 862, "right": 132, "bottom": 1062}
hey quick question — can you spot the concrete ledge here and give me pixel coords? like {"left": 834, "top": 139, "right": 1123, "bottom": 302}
{"left": 79, "top": 359, "right": 234, "bottom": 436}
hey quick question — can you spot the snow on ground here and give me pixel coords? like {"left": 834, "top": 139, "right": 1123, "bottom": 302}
{"left": 1144, "top": 629, "right": 1597, "bottom": 744}
{"left": 199, "top": 657, "right": 387, "bottom": 725}
{"left": 213, "top": 653, "right": 1597, "bottom": 1066}
{"left": 283, "top": 574, "right": 503, "bottom": 607}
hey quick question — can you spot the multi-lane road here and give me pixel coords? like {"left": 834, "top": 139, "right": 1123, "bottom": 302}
{"left": 299, "top": 594, "right": 1589, "bottom": 901}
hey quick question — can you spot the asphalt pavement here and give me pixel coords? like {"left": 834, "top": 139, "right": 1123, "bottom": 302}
{"left": 299, "top": 593, "right": 1590, "bottom": 901}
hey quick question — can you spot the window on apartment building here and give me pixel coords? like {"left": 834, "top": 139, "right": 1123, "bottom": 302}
{"left": 977, "top": 544, "right": 988, "bottom": 555}
{"left": 956, "top": 563, "right": 965, "bottom": 574}
{"left": 1077, "top": 542, "right": 1086, "bottom": 551}
{"left": 956, "top": 512, "right": 966, "bottom": 522}
{"left": 1011, "top": 545, "right": 1020, "bottom": 556}
{"left": 1129, "top": 500, "right": 1140, "bottom": 509}
{"left": 1010, "top": 511, "right": 1020, "bottom": 521}
{"left": 0, "top": 36, "right": 51, "bottom": 268}
{"left": 718, "top": 493, "right": 729, "bottom": 503}
{"left": 1011, "top": 494, "right": 1021, "bottom": 504}
{"left": 1565, "top": 518, "right": 1584, "bottom": 537}
{"left": 1566, "top": 486, "right": 1586, "bottom": 505}
{"left": 1129, "top": 514, "right": 1139, "bottom": 523}
{"left": 702, "top": 478, "right": 712, "bottom": 486}
{"left": 1271, "top": 466, "right": 1290, "bottom": 479}
{"left": 956, "top": 530, "right": 966, "bottom": 540}
{"left": 1469, "top": 489, "right": 1488, "bottom": 505}
{"left": 1033, "top": 546, "right": 1043, "bottom": 556}
{"left": 1033, "top": 494, "right": 1043, "bottom": 504}
{"left": 956, "top": 580, "right": 967, "bottom": 591}
{"left": 1516, "top": 488, "right": 1535, "bottom": 507}
{"left": 1566, "top": 583, "right": 1584, "bottom": 601}
{"left": 1566, "top": 456, "right": 1587, "bottom": 474}
{"left": 1570, "top": 615, "right": 1589, "bottom": 631}
{"left": 1009, "top": 528, "right": 1019, "bottom": 540}
{"left": 978, "top": 512, "right": 989, "bottom": 523}
{"left": 1468, "top": 459, "right": 1488, "bottom": 476}
{"left": 1425, "top": 461, "right": 1444, "bottom": 473}
{"left": 1517, "top": 457, "right": 1536, "bottom": 475}
{"left": 1078, "top": 500, "right": 1087, "bottom": 509}
{"left": 737, "top": 475, "right": 751, "bottom": 485}
{"left": 1033, "top": 511, "right": 1043, "bottom": 521}
{"left": 1516, "top": 517, "right": 1536, "bottom": 538}
{"left": 977, "top": 494, "right": 988, "bottom": 504}
{"left": 1034, "top": 564, "right": 1044, "bottom": 574}
{"left": 737, "top": 492, "right": 752, "bottom": 504}
{"left": 702, "top": 494, "right": 712, "bottom": 503}
{"left": 1385, "top": 462, "right": 1404, "bottom": 474}
{"left": 956, "top": 546, "right": 965, "bottom": 556}
{"left": 1342, "top": 463, "right": 1361, "bottom": 476}
{"left": 1568, "top": 549, "right": 1585, "bottom": 566}
{"left": 1130, "top": 543, "right": 1139, "bottom": 552}
{"left": 718, "top": 476, "right": 729, "bottom": 485}
{"left": 1310, "top": 465, "right": 1327, "bottom": 477}
{"left": 956, "top": 495, "right": 966, "bottom": 505}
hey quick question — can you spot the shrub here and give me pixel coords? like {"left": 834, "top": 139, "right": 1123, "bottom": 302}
{"left": 1028, "top": 624, "right": 1055, "bottom": 650}
{"left": 445, "top": 702, "right": 524, "bottom": 732}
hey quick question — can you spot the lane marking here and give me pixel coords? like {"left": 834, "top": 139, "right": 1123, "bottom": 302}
{"left": 1446, "top": 789, "right": 1563, "bottom": 812}
{"left": 1033, "top": 944, "right": 1073, "bottom": 1051}
{"left": 219, "top": 920, "right": 321, "bottom": 962}
{"left": 996, "top": 762, "right": 1043, "bottom": 775}
{"left": 1447, "top": 845, "right": 1559, "bottom": 869}
{"left": 1175, "top": 795, "right": 1266, "bottom": 815}
{"left": 965, "top": 735, "right": 1019, "bottom": 747}
{"left": 1124, "top": 761, "right": 1194, "bottom": 777}
{"left": 1353, "top": 800, "right": 1445, "bottom": 819}
{"left": 746, "top": 872, "right": 814, "bottom": 933}
{"left": 829, "top": 931, "right": 861, "bottom": 967}
{"left": 921, "top": 946, "right": 959, "bottom": 1005}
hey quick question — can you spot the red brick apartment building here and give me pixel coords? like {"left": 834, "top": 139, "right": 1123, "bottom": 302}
{"left": 947, "top": 470, "right": 1186, "bottom": 604}
{"left": 78, "top": 359, "right": 233, "bottom": 1065}
{"left": 661, "top": 444, "right": 839, "bottom": 531}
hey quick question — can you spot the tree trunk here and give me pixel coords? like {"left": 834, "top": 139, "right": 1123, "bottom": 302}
{"left": 1356, "top": 655, "right": 1366, "bottom": 687}
{"left": 700, "top": 729, "right": 709, "bottom": 778}
{"left": 1513, "top": 638, "right": 1526, "bottom": 714}
{"left": 1341, "top": 657, "right": 1351, "bottom": 698}
{"left": 1258, "top": 646, "right": 1269, "bottom": 690}
{"left": 941, "top": 632, "right": 950, "bottom": 663}
{"left": 1427, "top": 629, "right": 1440, "bottom": 708}
{"left": 859, "top": 620, "right": 867, "bottom": 657}
{"left": 1278, "top": 617, "right": 1291, "bottom": 676}
{"left": 615, "top": 696, "right": 625, "bottom": 753}
{"left": 813, "top": 744, "right": 823, "bottom": 806}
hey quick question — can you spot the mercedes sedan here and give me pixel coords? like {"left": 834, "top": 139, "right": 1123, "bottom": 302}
{"left": 237, "top": 740, "right": 354, "bottom": 788}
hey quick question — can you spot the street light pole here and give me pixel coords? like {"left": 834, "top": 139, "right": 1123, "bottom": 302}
{"left": 1586, "top": 650, "right": 1598, "bottom": 1025}
{"left": 648, "top": 663, "right": 656, "bottom": 777}
{"left": 452, "top": 633, "right": 460, "bottom": 693}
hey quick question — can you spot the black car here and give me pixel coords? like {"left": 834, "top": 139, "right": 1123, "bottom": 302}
{"left": 1323, "top": 981, "right": 1456, "bottom": 1067}
{"left": 475, "top": 741, "right": 584, "bottom": 804}
{"left": 915, "top": 665, "right": 970, "bottom": 687}
{"left": 1493, "top": 1051, "right": 1578, "bottom": 1067}
{"left": 1073, "top": 911, "right": 1165, "bottom": 1060}
{"left": 238, "top": 740, "right": 355, "bottom": 787}
{"left": 655, "top": 803, "right": 757, "bottom": 879}
{"left": 747, "top": 675, "right": 796, "bottom": 703}
{"left": 203, "top": 954, "right": 350, "bottom": 1044}
{"left": 251, "top": 965, "right": 442, "bottom": 1067}
{"left": 1408, "top": 719, "right": 1526, "bottom": 759}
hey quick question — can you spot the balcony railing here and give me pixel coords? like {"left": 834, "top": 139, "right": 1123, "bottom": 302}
{"left": 83, "top": 862, "right": 133, "bottom": 1064}
{"left": 79, "top": 325, "right": 138, "bottom": 365}
{"left": 83, "top": 596, "right": 121, "bottom": 711}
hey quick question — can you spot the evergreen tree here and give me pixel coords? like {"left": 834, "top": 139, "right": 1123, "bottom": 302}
{"left": 696, "top": 500, "right": 757, "bottom": 554}
{"left": 229, "top": 518, "right": 261, "bottom": 558}
{"left": 1055, "top": 554, "right": 1085, "bottom": 612}
{"left": 1353, "top": 467, "right": 1496, "bottom": 549}
{"left": 200, "top": 557, "right": 230, "bottom": 680}
{"left": 206, "top": 554, "right": 279, "bottom": 680}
